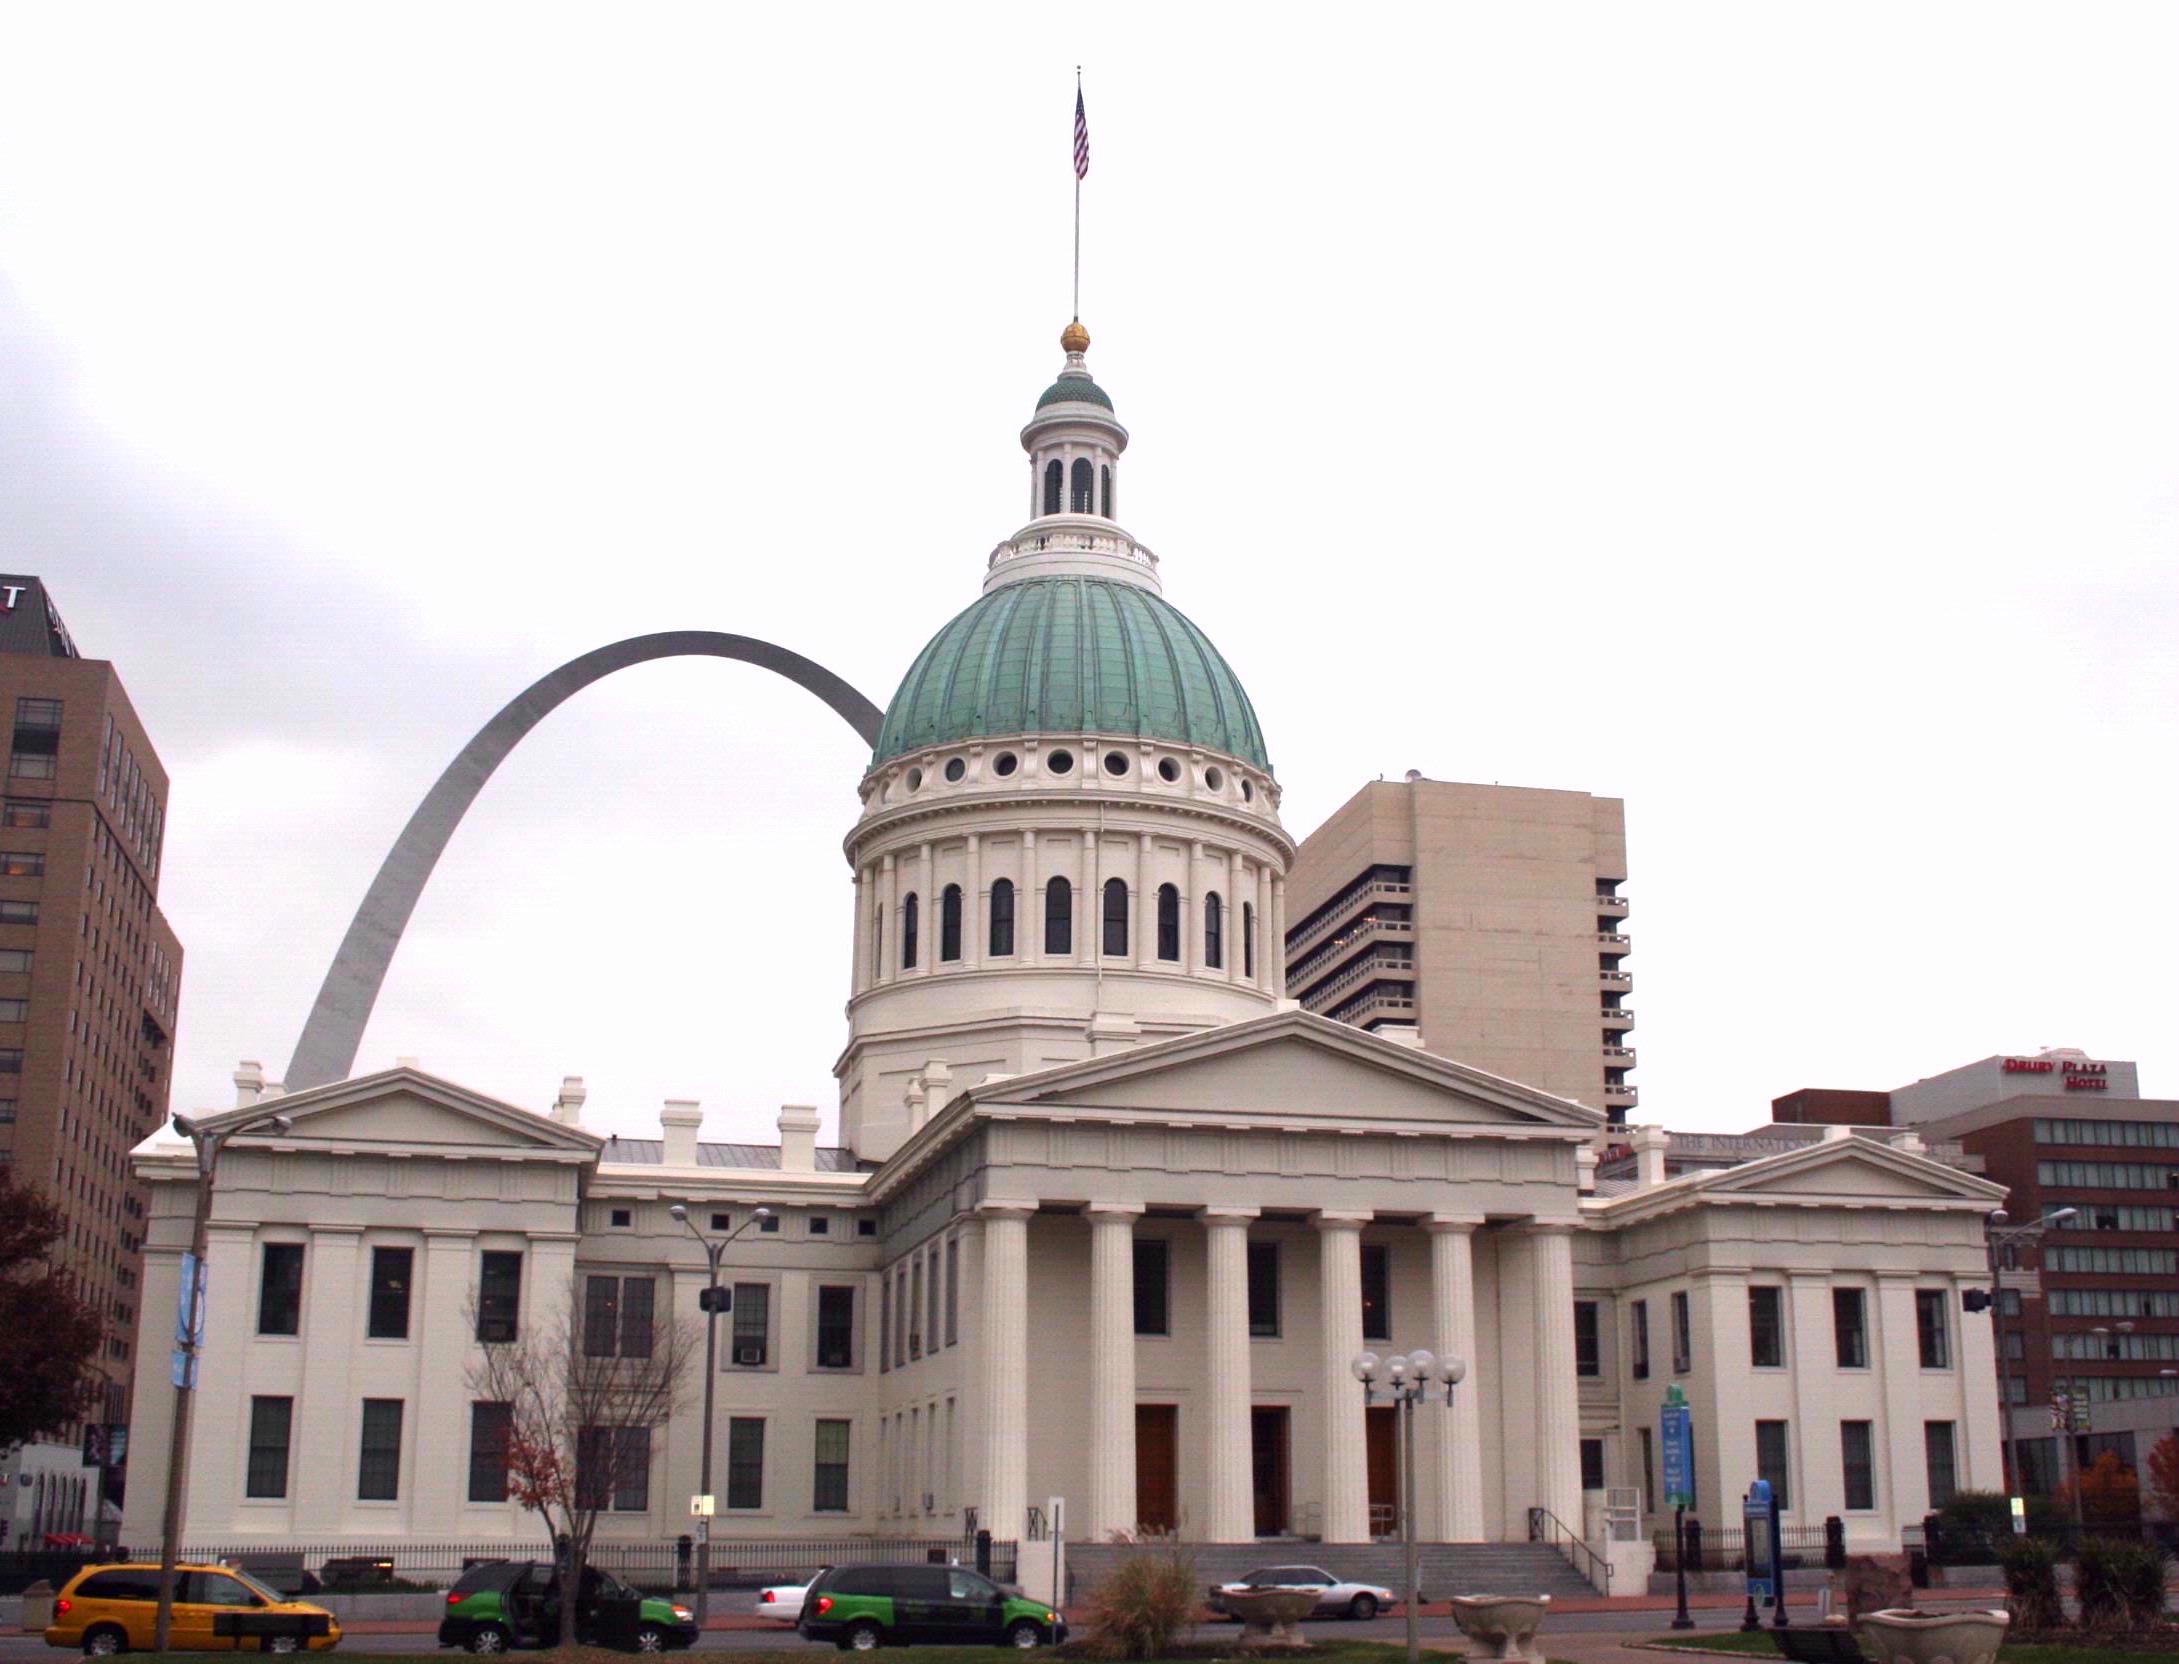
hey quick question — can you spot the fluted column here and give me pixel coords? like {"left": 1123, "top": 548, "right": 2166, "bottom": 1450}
{"left": 1269, "top": 876, "right": 1287, "bottom": 995}
{"left": 1428, "top": 1215, "right": 1487, "bottom": 1540}
{"left": 978, "top": 1202, "right": 1035, "bottom": 1540}
{"left": 1135, "top": 832, "right": 1154, "bottom": 970}
{"left": 1316, "top": 1211, "right": 1372, "bottom": 1541}
{"left": 1226, "top": 854, "right": 1245, "bottom": 984}
{"left": 878, "top": 854, "right": 897, "bottom": 986}
{"left": 1203, "top": 1207, "right": 1259, "bottom": 1542}
{"left": 965, "top": 834, "right": 982, "bottom": 969}
{"left": 1023, "top": 831, "right": 1040, "bottom": 957}
{"left": 1079, "top": 835, "right": 1097, "bottom": 967}
{"left": 1254, "top": 864, "right": 1272, "bottom": 988}
{"left": 1527, "top": 1223, "right": 1583, "bottom": 1528}
{"left": 1087, "top": 1204, "right": 1143, "bottom": 1538}
{"left": 916, "top": 841, "right": 935, "bottom": 976}
{"left": 1185, "top": 841, "right": 1205, "bottom": 973}
{"left": 851, "top": 870, "right": 866, "bottom": 995}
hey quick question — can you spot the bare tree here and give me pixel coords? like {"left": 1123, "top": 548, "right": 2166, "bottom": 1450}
{"left": 467, "top": 1273, "right": 699, "bottom": 1647}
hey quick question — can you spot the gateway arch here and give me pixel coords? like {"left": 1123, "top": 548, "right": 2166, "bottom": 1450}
{"left": 283, "top": 631, "right": 883, "bottom": 1092}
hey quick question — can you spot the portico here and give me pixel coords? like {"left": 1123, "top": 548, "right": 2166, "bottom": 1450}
{"left": 870, "top": 1009, "right": 1598, "bottom": 1545}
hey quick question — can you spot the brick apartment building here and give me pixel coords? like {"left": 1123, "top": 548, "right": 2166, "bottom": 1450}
{"left": 0, "top": 575, "right": 183, "bottom": 1545}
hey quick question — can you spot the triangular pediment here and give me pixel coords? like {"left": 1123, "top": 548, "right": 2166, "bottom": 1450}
{"left": 194, "top": 1068, "right": 604, "bottom": 1156}
{"left": 974, "top": 1009, "right": 1601, "bottom": 1130}
{"left": 1647, "top": 1137, "right": 2006, "bottom": 1210}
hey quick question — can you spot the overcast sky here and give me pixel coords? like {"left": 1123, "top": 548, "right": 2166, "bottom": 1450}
{"left": 3, "top": 6, "right": 2173, "bottom": 1146}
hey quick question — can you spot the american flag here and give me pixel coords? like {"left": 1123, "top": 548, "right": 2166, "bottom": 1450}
{"left": 1073, "top": 88, "right": 1089, "bottom": 180}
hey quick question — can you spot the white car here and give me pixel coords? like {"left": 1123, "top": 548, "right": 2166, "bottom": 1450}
{"left": 1209, "top": 1565, "right": 1402, "bottom": 1621}
{"left": 752, "top": 1583, "right": 809, "bottom": 1622}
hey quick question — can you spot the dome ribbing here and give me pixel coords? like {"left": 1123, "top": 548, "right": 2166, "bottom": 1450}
{"left": 870, "top": 576, "right": 1270, "bottom": 770}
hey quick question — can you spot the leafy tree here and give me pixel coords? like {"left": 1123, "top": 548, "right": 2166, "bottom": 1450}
{"left": 2146, "top": 1432, "right": 2179, "bottom": 1521}
{"left": 467, "top": 1276, "right": 696, "bottom": 1647}
{"left": 0, "top": 1175, "right": 104, "bottom": 1451}
{"left": 2057, "top": 1450, "right": 2142, "bottom": 1532}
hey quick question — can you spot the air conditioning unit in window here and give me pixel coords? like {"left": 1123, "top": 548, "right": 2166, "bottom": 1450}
{"left": 735, "top": 1346, "right": 766, "bottom": 1367}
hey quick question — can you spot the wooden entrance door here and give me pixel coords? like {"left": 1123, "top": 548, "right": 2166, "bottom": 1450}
{"left": 1136, "top": 1405, "right": 1178, "bottom": 1534}
{"left": 1251, "top": 1406, "right": 1290, "bottom": 1536}
{"left": 1366, "top": 1405, "right": 1399, "bottom": 1538}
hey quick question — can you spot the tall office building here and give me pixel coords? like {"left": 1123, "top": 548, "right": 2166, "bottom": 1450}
{"left": 1284, "top": 776, "right": 1633, "bottom": 1118}
{"left": 0, "top": 575, "right": 182, "bottom": 1543}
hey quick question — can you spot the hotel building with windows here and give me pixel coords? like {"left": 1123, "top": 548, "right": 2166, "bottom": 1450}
{"left": 123, "top": 326, "right": 2008, "bottom": 1585}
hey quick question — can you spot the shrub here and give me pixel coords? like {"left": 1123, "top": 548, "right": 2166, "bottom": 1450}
{"left": 1936, "top": 1490, "right": 2013, "bottom": 1541}
{"left": 1077, "top": 1551, "right": 1199, "bottom": 1661}
{"left": 1997, "top": 1535, "right": 2063, "bottom": 1630}
{"left": 2073, "top": 1536, "right": 2172, "bottom": 1630}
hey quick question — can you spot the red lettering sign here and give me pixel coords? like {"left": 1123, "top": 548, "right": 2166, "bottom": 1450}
{"left": 2063, "top": 1077, "right": 2108, "bottom": 1091}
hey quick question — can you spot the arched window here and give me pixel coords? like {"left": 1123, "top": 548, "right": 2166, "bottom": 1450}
{"left": 1156, "top": 883, "right": 1180, "bottom": 961}
{"left": 1043, "top": 459, "right": 1063, "bottom": 516}
{"left": 1243, "top": 901, "right": 1256, "bottom": 979}
{"left": 939, "top": 884, "right": 963, "bottom": 962}
{"left": 1103, "top": 877, "right": 1129, "bottom": 957}
{"left": 1204, "top": 891, "right": 1223, "bottom": 969}
{"left": 902, "top": 893, "right": 919, "bottom": 969}
{"left": 989, "top": 878, "right": 1015, "bottom": 957}
{"left": 1071, "top": 458, "right": 1095, "bottom": 514}
{"left": 1044, "top": 876, "right": 1072, "bottom": 955}
{"left": 1101, "top": 464, "right": 1113, "bottom": 518}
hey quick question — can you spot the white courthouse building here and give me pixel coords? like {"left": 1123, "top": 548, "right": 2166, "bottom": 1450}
{"left": 123, "top": 324, "right": 2007, "bottom": 1577}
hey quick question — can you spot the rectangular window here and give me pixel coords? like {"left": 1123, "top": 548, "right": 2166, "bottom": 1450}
{"left": 468, "top": 1402, "right": 512, "bottom": 1503}
{"left": 14, "top": 698, "right": 61, "bottom": 730}
{"left": 1842, "top": 1420, "right": 1875, "bottom": 1511}
{"left": 7, "top": 754, "right": 55, "bottom": 780}
{"left": 1833, "top": 1287, "right": 1868, "bottom": 1369}
{"left": 612, "top": 1426, "right": 650, "bottom": 1512}
{"left": 357, "top": 1398, "right": 404, "bottom": 1500}
{"left": 1749, "top": 1286, "right": 1784, "bottom": 1368}
{"left": 1580, "top": 1437, "right": 1605, "bottom": 1492}
{"left": 732, "top": 1282, "right": 769, "bottom": 1366}
{"left": 879, "top": 1271, "right": 891, "bottom": 1372}
{"left": 584, "top": 1274, "right": 656, "bottom": 1358}
{"left": 816, "top": 1285, "right": 855, "bottom": 1368}
{"left": 726, "top": 1417, "right": 765, "bottom": 1510}
{"left": 1639, "top": 1426, "right": 1656, "bottom": 1513}
{"left": 257, "top": 1243, "right": 304, "bottom": 1337}
{"left": 1916, "top": 1289, "right": 1950, "bottom": 1369}
{"left": 1361, "top": 1243, "right": 1391, "bottom": 1341}
{"left": 1247, "top": 1241, "right": 1280, "bottom": 1337}
{"left": 1574, "top": 1300, "right": 1601, "bottom": 1377}
{"left": 1631, "top": 1299, "right": 1650, "bottom": 1379}
{"left": 927, "top": 1246, "right": 941, "bottom": 1351}
{"left": 809, "top": 1215, "right": 829, "bottom": 1235}
{"left": 908, "top": 1257, "right": 923, "bottom": 1358}
{"left": 477, "top": 1251, "right": 522, "bottom": 1343}
{"left": 1133, "top": 1239, "right": 1170, "bottom": 1336}
{"left": 0, "top": 852, "right": 42, "bottom": 878}
{"left": 945, "top": 1236, "right": 959, "bottom": 1346}
{"left": 245, "top": 1396, "right": 293, "bottom": 1499}
{"left": 0, "top": 900, "right": 37, "bottom": 924}
{"left": 366, "top": 1247, "right": 413, "bottom": 1339}
{"left": 0, "top": 998, "right": 25, "bottom": 1022}
{"left": 0, "top": 802, "right": 49, "bottom": 829}
{"left": 1756, "top": 1420, "right": 1791, "bottom": 1509}
{"left": 1924, "top": 1422, "right": 1958, "bottom": 1509}
{"left": 813, "top": 1418, "right": 851, "bottom": 1512}
{"left": 1671, "top": 1290, "right": 1692, "bottom": 1373}
{"left": 0, "top": 948, "right": 29, "bottom": 972}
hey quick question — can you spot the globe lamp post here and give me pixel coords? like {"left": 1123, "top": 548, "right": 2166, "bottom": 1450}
{"left": 1352, "top": 1348, "right": 1467, "bottom": 1664}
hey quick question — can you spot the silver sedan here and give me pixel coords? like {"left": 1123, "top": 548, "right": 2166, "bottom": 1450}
{"left": 1208, "top": 1566, "right": 1401, "bottom": 1621}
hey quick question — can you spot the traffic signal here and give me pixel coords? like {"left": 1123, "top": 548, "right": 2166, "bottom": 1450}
{"left": 1961, "top": 1289, "right": 1993, "bottom": 1313}
{"left": 698, "top": 1286, "right": 733, "bottom": 1313}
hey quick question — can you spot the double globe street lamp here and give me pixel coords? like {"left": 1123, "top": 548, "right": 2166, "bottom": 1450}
{"left": 1350, "top": 1348, "right": 1467, "bottom": 1664}
{"left": 669, "top": 1203, "right": 774, "bottom": 1628}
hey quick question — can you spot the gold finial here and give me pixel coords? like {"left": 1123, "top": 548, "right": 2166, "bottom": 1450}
{"left": 1060, "top": 319, "right": 1090, "bottom": 354}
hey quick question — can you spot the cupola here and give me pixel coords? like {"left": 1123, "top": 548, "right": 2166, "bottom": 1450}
{"left": 1021, "top": 321, "right": 1128, "bottom": 524}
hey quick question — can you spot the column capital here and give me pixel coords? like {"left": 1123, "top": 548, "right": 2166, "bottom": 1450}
{"left": 1425, "top": 1214, "right": 1486, "bottom": 1235}
{"left": 1312, "top": 1209, "right": 1373, "bottom": 1231}
{"left": 977, "top": 1199, "right": 1038, "bottom": 1222}
{"left": 1200, "top": 1205, "right": 1260, "bottom": 1226}
{"left": 1085, "top": 1202, "right": 1145, "bottom": 1222}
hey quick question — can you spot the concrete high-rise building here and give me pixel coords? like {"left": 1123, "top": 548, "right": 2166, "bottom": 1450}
{"left": 0, "top": 575, "right": 183, "bottom": 1544}
{"left": 1284, "top": 777, "right": 1633, "bottom": 1119}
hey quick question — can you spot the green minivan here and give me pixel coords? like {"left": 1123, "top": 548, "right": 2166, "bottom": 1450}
{"left": 437, "top": 1561, "right": 698, "bottom": 1653}
{"left": 797, "top": 1565, "right": 1063, "bottom": 1651}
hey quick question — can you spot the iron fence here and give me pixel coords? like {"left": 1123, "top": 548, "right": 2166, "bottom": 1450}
{"left": 16, "top": 1537, "right": 1015, "bottom": 1597}
{"left": 1651, "top": 1521, "right": 1833, "bottom": 1573}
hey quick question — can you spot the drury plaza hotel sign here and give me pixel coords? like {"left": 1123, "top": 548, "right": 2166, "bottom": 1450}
{"left": 2003, "top": 1056, "right": 2112, "bottom": 1091}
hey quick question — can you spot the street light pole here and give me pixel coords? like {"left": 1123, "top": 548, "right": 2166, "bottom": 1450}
{"left": 1351, "top": 1348, "right": 1466, "bottom": 1664}
{"left": 152, "top": 1108, "right": 292, "bottom": 1653}
{"left": 1983, "top": 1208, "right": 2071, "bottom": 1524}
{"left": 670, "top": 1204, "right": 772, "bottom": 1631}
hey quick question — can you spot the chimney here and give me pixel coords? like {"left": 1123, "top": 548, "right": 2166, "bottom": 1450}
{"left": 1823, "top": 1124, "right": 1854, "bottom": 1143}
{"left": 1631, "top": 1124, "right": 1670, "bottom": 1189}
{"left": 661, "top": 1100, "right": 703, "bottom": 1167}
{"left": 921, "top": 1059, "right": 952, "bottom": 1120}
{"left": 902, "top": 1080, "right": 926, "bottom": 1133}
{"left": 1892, "top": 1130, "right": 1927, "bottom": 1158}
{"left": 553, "top": 1076, "right": 587, "bottom": 1127}
{"left": 1575, "top": 1144, "right": 1599, "bottom": 1196}
{"left": 233, "top": 1061, "right": 265, "bottom": 1108}
{"left": 778, "top": 1104, "right": 821, "bottom": 1172}
{"left": 1375, "top": 1025, "right": 1425, "bottom": 1051}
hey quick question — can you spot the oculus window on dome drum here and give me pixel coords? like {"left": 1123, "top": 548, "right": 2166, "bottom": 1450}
{"left": 1045, "top": 877, "right": 1072, "bottom": 955}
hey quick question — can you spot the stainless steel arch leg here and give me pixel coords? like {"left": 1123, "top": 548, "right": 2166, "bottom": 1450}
{"left": 283, "top": 630, "right": 883, "bottom": 1091}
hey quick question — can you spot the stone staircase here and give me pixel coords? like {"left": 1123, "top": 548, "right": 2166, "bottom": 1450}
{"left": 1066, "top": 1540, "right": 1599, "bottom": 1604}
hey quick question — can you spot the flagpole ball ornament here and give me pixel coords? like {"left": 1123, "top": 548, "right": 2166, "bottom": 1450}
{"left": 1061, "top": 320, "right": 1090, "bottom": 353}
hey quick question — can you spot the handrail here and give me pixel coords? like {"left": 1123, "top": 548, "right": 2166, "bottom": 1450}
{"left": 1527, "top": 1505, "right": 1612, "bottom": 1593}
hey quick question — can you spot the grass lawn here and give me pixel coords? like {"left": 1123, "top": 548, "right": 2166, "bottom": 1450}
{"left": 118, "top": 1648, "right": 1477, "bottom": 1664}
{"left": 1644, "top": 1631, "right": 2176, "bottom": 1664}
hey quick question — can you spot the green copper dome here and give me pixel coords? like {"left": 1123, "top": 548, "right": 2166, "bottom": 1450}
{"left": 872, "top": 577, "right": 1270, "bottom": 770}
{"left": 1035, "top": 374, "right": 1113, "bottom": 411}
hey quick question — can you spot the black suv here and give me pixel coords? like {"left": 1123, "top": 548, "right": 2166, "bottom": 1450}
{"left": 797, "top": 1564, "right": 1063, "bottom": 1650}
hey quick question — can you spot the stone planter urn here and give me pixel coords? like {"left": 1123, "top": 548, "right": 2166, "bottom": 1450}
{"left": 1852, "top": 1607, "right": 2010, "bottom": 1664}
{"left": 1448, "top": 1594, "right": 1552, "bottom": 1664}
{"left": 19, "top": 1581, "right": 54, "bottom": 1634}
{"left": 1222, "top": 1587, "right": 1325, "bottom": 1651}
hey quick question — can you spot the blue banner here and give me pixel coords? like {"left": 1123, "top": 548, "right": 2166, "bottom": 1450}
{"left": 1661, "top": 1402, "right": 1695, "bottom": 1508}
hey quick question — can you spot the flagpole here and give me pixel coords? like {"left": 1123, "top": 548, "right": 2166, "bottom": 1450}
{"left": 1072, "top": 66, "right": 1083, "bottom": 320}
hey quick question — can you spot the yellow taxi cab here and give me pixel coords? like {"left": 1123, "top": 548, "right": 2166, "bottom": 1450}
{"left": 44, "top": 1562, "right": 343, "bottom": 1653}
